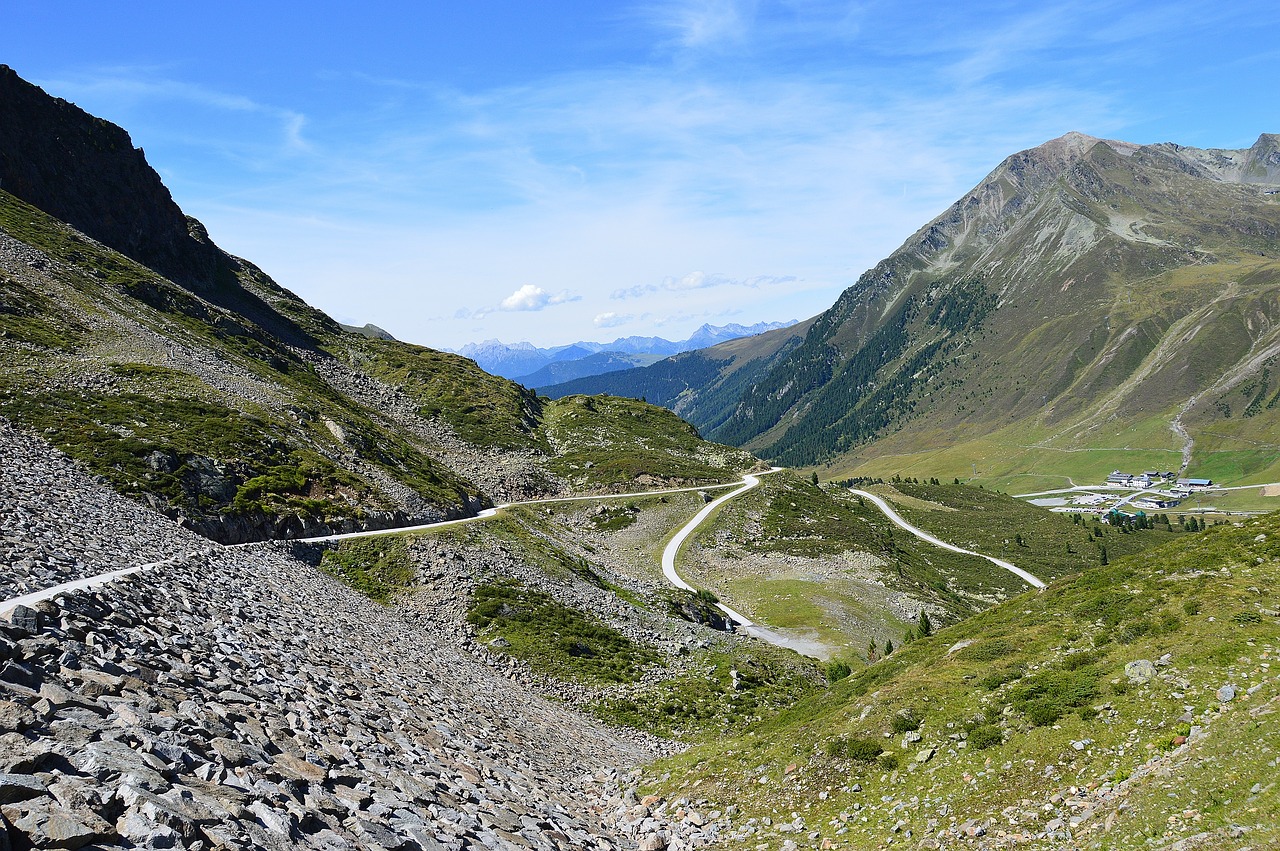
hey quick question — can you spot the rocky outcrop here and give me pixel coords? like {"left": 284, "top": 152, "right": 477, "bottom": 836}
{"left": 0, "top": 65, "right": 230, "bottom": 295}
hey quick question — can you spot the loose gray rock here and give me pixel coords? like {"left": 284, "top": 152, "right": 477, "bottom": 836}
{"left": 1124, "top": 660, "right": 1157, "bottom": 684}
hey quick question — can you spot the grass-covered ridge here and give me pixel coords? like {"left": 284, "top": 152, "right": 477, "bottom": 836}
{"left": 872, "top": 479, "right": 1185, "bottom": 581}
{"left": 648, "top": 510, "right": 1280, "bottom": 849}
{"left": 351, "top": 338, "right": 548, "bottom": 451}
{"left": 542, "top": 394, "right": 759, "bottom": 488}
{"left": 678, "top": 473, "right": 1079, "bottom": 661}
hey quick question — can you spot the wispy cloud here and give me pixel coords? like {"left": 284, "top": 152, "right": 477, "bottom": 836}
{"left": 612, "top": 271, "right": 796, "bottom": 299}
{"left": 43, "top": 2, "right": 1268, "bottom": 349}
{"left": 39, "top": 67, "right": 311, "bottom": 155}
{"left": 636, "top": 0, "right": 756, "bottom": 49}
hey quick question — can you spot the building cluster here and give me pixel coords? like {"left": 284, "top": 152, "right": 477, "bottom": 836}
{"left": 1104, "top": 470, "right": 1177, "bottom": 488}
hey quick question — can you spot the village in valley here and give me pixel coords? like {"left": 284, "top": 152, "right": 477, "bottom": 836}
{"left": 1017, "top": 469, "right": 1228, "bottom": 521}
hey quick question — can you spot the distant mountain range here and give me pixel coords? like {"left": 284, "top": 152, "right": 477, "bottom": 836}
{"left": 544, "top": 131, "right": 1280, "bottom": 485}
{"left": 449, "top": 321, "right": 798, "bottom": 384}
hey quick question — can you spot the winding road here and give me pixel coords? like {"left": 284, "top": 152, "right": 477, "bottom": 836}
{"left": 3, "top": 471, "right": 1044, "bottom": 660}
{"left": 0, "top": 475, "right": 761, "bottom": 615}
{"left": 850, "top": 489, "right": 1046, "bottom": 589}
{"left": 656, "top": 469, "right": 811, "bottom": 650}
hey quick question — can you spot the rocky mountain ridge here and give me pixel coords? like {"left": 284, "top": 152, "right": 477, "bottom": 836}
{"left": 567, "top": 132, "right": 1280, "bottom": 484}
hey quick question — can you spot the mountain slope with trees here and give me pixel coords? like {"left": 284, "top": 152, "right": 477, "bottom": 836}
{"left": 716, "top": 132, "right": 1280, "bottom": 483}
{"left": 562, "top": 133, "right": 1280, "bottom": 487}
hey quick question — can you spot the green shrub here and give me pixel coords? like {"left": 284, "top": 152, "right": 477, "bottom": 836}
{"left": 468, "top": 581, "right": 658, "bottom": 683}
{"left": 957, "top": 639, "right": 1015, "bottom": 662}
{"left": 1008, "top": 667, "right": 1100, "bottom": 725}
{"left": 1025, "top": 700, "right": 1063, "bottom": 727}
{"left": 967, "top": 725, "right": 1003, "bottom": 749}
{"left": 890, "top": 709, "right": 922, "bottom": 734}
{"left": 1060, "top": 650, "right": 1103, "bottom": 671}
{"left": 1116, "top": 619, "right": 1151, "bottom": 644}
{"left": 877, "top": 752, "right": 901, "bottom": 771}
{"left": 826, "top": 736, "right": 884, "bottom": 762}
{"left": 825, "top": 660, "right": 853, "bottom": 683}
{"left": 319, "top": 538, "right": 415, "bottom": 603}
{"left": 978, "top": 664, "right": 1026, "bottom": 691}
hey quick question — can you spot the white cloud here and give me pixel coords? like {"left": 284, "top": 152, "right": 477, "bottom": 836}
{"left": 499, "top": 284, "right": 578, "bottom": 311}
{"left": 593, "top": 311, "right": 633, "bottom": 328}
{"left": 453, "top": 284, "right": 582, "bottom": 321}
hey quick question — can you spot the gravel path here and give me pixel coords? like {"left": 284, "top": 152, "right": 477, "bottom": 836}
{"left": 851, "top": 488, "right": 1046, "bottom": 589}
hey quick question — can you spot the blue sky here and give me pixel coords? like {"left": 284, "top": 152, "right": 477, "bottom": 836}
{"left": 5, "top": 1, "right": 1279, "bottom": 348}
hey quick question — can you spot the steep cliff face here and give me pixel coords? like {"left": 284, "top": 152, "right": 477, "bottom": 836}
{"left": 0, "top": 65, "right": 233, "bottom": 294}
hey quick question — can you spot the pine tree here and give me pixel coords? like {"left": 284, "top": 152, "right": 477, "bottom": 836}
{"left": 918, "top": 610, "right": 933, "bottom": 637}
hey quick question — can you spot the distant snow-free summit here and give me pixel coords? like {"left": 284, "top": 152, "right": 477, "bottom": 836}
{"left": 451, "top": 321, "right": 798, "bottom": 383}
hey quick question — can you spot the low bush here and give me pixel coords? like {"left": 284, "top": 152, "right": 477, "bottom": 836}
{"left": 825, "top": 660, "right": 853, "bottom": 683}
{"left": 967, "top": 724, "right": 1003, "bottom": 749}
{"left": 890, "top": 709, "right": 922, "bottom": 734}
{"left": 825, "top": 736, "right": 885, "bottom": 762}
{"left": 468, "top": 581, "right": 658, "bottom": 683}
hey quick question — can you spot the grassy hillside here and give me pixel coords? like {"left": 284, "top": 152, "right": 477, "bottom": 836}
{"left": 1, "top": 183, "right": 760, "bottom": 540}
{"left": 662, "top": 135, "right": 1280, "bottom": 489}
{"left": 676, "top": 474, "right": 1092, "bottom": 663}
{"left": 541, "top": 394, "right": 761, "bottom": 489}
{"left": 872, "top": 480, "right": 1186, "bottom": 579}
{"left": 646, "top": 509, "right": 1280, "bottom": 849}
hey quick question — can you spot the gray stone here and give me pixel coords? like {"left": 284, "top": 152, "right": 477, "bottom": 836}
{"left": 116, "top": 811, "right": 181, "bottom": 849}
{"left": 1217, "top": 684, "right": 1237, "bottom": 702}
{"left": 0, "top": 773, "right": 46, "bottom": 805}
{"left": 2, "top": 798, "right": 112, "bottom": 850}
{"left": 6, "top": 607, "right": 42, "bottom": 636}
{"left": 1124, "top": 660, "right": 1157, "bottom": 684}
{"left": 248, "top": 800, "right": 296, "bottom": 838}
